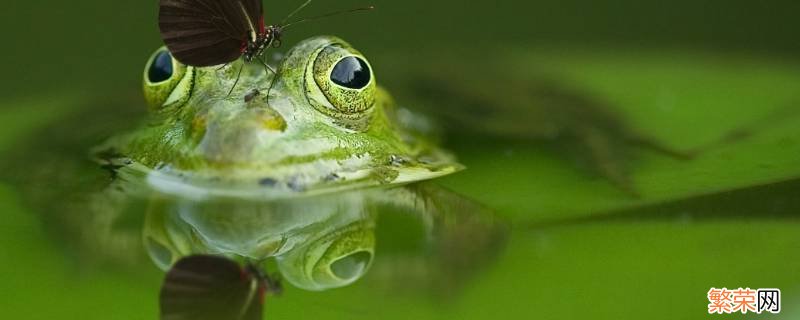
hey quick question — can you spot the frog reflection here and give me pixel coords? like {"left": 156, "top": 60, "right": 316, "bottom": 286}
{"left": 143, "top": 189, "right": 378, "bottom": 291}
{"left": 136, "top": 179, "right": 506, "bottom": 320}
{"left": 140, "top": 181, "right": 506, "bottom": 293}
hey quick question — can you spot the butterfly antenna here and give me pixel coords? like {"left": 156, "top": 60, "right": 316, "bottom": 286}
{"left": 281, "top": 5, "right": 375, "bottom": 30}
{"left": 280, "top": 0, "right": 313, "bottom": 26}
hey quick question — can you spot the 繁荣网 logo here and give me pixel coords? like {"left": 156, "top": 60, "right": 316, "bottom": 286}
{"left": 708, "top": 287, "right": 780, "bottom": 314}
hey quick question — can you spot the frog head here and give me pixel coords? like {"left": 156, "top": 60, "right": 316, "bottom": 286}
{"left": 124, "top": 36, "right": 459, "bottom": 197}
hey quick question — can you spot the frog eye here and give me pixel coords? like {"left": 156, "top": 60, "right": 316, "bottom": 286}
{"left": 148, "top": 50, "right": 173, "bottom": 83}
{"left": 276, "top": 222, "right": 375, "bottom": 291}
{"left": 143, "top": 47, "right": 193, "bottom": 110}
{"left": 305, "top": 43, "right": 377, "bottom": 130}
{"left": 330, "top": 56, "right": 371, "bottom": 89}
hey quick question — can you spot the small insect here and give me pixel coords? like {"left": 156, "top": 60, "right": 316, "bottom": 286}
{"left": 159, "top": 255, "right": 281, "bottom": 320}
{"left": 158, "top": 0, "right": 373, "bottom": 96}
{"left": 244, "top": 88, "right": 261, "bottom": 102}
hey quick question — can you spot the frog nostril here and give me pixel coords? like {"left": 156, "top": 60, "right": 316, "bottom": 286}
{"left": 148, "top": 51, "right": 174, "bottom": 83}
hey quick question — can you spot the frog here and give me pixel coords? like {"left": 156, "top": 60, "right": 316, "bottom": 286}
{"left": 81, "top": 35, "right": 507, "bottom": 297}
{"left": 95, "top": 36, "right": 462, "bottom": 198}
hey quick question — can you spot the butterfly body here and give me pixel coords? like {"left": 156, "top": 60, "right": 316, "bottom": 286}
{"left": 241, "top": 25, "right": 282, "bottom": 63}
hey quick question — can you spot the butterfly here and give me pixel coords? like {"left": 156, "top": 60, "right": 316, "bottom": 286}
{"left": 158, "top": 0, "right": 292, "bottom": 68}
{"left": 158, "top": 0, "right": 372, "bottom": 96}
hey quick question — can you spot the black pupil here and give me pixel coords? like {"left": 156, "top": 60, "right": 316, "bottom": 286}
{"left": 330, "top": 56, "right": 371, "bottom": 89}
{"left": 148, "top": 51, "right": 173, "bottom": 83}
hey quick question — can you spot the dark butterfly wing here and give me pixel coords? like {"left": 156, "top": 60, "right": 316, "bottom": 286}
{"left": 159, "top": 0, "right": 264, "bottom": 66}
{"left": 160, "top": 255, "right": 263, "bottom": 320}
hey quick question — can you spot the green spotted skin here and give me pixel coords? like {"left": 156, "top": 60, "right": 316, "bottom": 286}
{"left": 97, "top": 36, "right": 461, "bottom": 196}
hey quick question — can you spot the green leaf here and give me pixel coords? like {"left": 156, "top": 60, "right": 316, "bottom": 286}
{"left": 433, "top": 47, "right": 800, "bottom": 223}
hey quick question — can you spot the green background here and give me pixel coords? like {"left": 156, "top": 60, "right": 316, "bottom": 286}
{"left": 1, "top": 1, "right": 799, "bottom": 319}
